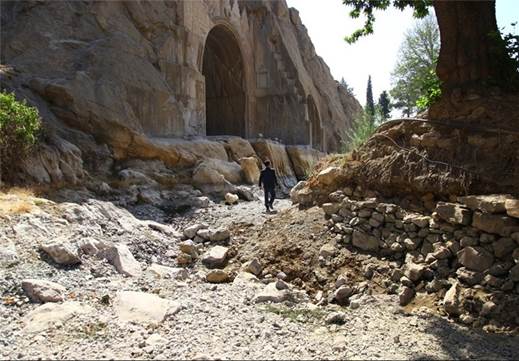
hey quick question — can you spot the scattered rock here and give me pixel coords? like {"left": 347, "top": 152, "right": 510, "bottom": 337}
{"left": 202, "top": 246, "right": 229, "bottom": 269}
{"left": 179, "top": 240, "right": 198, "bottom": 257}
{"left": 23, "top": 302, "right": 92, "bottom": 333}
{"left": 334, "top": 285, "right": 354, "bottom": 305}
{"left": 325, "top": 312, "right": 347, "bottom": 325}
{"left": 319, "top": 243, "right": 336, "bottom": 259}
{"left": 114, "top": 291, "right": 180, "bottom": 325}
{"left": 148, "top": 264, "right": 188, "bottom": 280}
{"left": 505, "top": 199, "right": 519, "bottom": 219}
{"left": 22, "top": 279, "right": 66, "bottom": 303}
{"left": 443, "top": 282, "right": 463, "bottom": 316}
{"left": 184, "top": 224, "right": 207, "bottom": 239}
{"left": 225, "top": 193, "right": 239, "bottom": 205}
{"left": 40, "top": 240, "right": 81, "bottom": 265}
{"left": 206, "top": 269, "right": 230, "bottom": 283}
{"left": 253, "top": 282, "right": 291, "bottom": 303}
{"left": 243, "top": 258, "right": 262, "bottom": 276}
{"left": 197, "top": 227, "right": 230, "bottom": 242}
{"left": 399, "top": 286, "right": 415, "bottom": 306}
{"left": 102, "top": 243, "right": 142, "bottom": 277}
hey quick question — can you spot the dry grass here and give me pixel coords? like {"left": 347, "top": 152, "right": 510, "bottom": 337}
{"left": 0, "top": 187, "right": 36, "bottom": 215}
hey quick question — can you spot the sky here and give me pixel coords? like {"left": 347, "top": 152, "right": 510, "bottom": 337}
{"left": 286, "top": 0, "right": 519, "bottom": 107}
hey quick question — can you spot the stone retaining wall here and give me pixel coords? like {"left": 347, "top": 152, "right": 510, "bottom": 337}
{"left": 322, "top": 192, "right": 519, "bottom": 296}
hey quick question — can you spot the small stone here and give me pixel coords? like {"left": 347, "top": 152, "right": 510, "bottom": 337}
{"left": 334, "top": 285, "right": 353, "bottom": 305}
{"left": 184, "top": 224, "right": 207, "bottom": 239}
{"left": 224, "top": 193, "right": 239, "bottom": 205}
{"left": 114, "top": 291, "right": 180, "bottom": 325}
{"left": 443, "top": 282, "right": 463, "bottom": 316}
{"left": 399, "top": 286, "right": 414, "bottom": 306}
{"left": 206, "top": 270, "right": 230, "bottom": 283}
{"left": 492, "top": 237, "right": 516, "bottom": 258}
{"left": 179, "top": 240, "right": 198, "bottom": 257}
{"left": 325, "top": 312, "right": 347, "bottom": 325}
{"left": 176, "top": 253, "right": 193, "bottom": 265}
{"left": 480, "top": 301, "right": 497, "bottom": 316}
{"left": 435, "top": 202, "right": 471, "bottom": 225}
{"left": 243, "top": 258, "right": 262, "bottom": 276}
{"left": 319, "top": 243, "right": 336, "bottom": 259}
{"left": 352, "top": 230, "right": 379, "bottom": 251}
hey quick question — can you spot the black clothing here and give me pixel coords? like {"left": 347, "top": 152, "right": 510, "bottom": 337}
{"left": 264, "top": 187, "right": 276, "bottom": 210}
{"left": 259, "top": 167, "right": 278, "bottom": 210}
{"left": 259, "top": 167, "right": 277, "bottom": 189}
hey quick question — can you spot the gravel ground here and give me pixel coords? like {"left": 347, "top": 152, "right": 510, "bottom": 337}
{"left": 1, "top": 189, "right": 518, "bottom": 360}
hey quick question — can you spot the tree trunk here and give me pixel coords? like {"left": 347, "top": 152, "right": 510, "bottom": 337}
{"left": 433, "top": 0, "right": 514, "bottom": 94}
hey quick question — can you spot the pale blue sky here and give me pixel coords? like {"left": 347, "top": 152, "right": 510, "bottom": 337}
{"left": 286, "top": 0, "right": 519, "bottom": 107}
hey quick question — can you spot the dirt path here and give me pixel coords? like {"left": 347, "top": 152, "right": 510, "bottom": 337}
{"left": 1, "top": 189, "right": 518, "bottom": 360}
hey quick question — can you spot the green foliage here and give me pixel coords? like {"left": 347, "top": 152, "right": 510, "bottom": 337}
{"left": 340, "top": 77, "right": 355, "bottom": 96}
{"left": 365, "top": 75, "right": 375, "bottom": 116}
{"left": 390, "top": 14, "right": 440, "bottom": 116}
{"left": 343, "top": 0, "right": 431, "bottom": 44}
{"left": 342, "top": 108, "right": 381, "bottom": 153}
{"left": 0, "top": 91, "right": 42, "bottom": 180}
{"left": 377, "top": 90, "right": 391, "bottom": 119}
{"left": 416, "top": 68, "right": 441, "bottom": 111}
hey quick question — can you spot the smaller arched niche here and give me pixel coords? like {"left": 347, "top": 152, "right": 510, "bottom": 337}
{"left": 202, "top": 24, "right": 246, "bottom": 137}
{"left": 307, "top": 95, "right": 322, "bottom": 151}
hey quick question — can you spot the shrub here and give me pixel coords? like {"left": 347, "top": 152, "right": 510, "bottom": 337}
{"left": 0, "top": 91, "right": 42, "bottom": 181}
{"left": 341, "top": 109, "right": 379, "bottom": 153}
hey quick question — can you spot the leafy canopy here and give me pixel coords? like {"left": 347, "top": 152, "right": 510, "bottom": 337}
{"left": 343, "top": 0, "right": 432, "bottom": 44}
{"left": 390, "top": 14, "right": 440, "bottom": 116}
{"left": 0, "top": 91, "right": 42, "bottom": 181}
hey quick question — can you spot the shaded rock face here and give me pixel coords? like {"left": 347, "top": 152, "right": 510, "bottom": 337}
{"left": 0, "top": 0, "right": 361, "bottom": 177}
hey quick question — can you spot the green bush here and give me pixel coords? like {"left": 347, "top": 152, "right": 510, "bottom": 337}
{"left": 341, "top": 109, "right": 378, "bottom": 153}
{"left": 0, "top": 91, "right": 42, "bottom": 181}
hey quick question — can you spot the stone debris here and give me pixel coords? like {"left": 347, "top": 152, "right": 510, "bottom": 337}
{"left": 224, "top": 193, "right": 239, "bottom": 205}
{"left": 206, "top": 269, "right": 230, "bottom": 283}
{"left": 243, "top": 258, "right": 263, "bottom": 276}
{"left": 23, "top": 302, "right": 92, "bottom": 333}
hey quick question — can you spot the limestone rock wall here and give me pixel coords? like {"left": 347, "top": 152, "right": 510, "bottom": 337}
{"left": 0, "top": 0, "right": 361, "bottom": 178}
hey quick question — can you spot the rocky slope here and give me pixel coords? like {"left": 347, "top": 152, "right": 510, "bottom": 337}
{"left": 1, "top": 187, "right": 518, "bottom": 360}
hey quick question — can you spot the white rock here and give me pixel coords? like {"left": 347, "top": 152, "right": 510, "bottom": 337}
{"left": 225, "top": 193, "right": 239, "bottom": 205}
{"left": 253, "top": 283, "right": 291, "bottom": 303}
{"left": 198, "top": 227, "right": 230, "bottom": 242}
{"left": 325, "top": 312, "right": 347, "bottom": 325}
{"left": 0, "top": 240, "right": 17, "bottom": 265}
{"left": 22, "top": 279, "right": 66, "bottom": 303}
{"left": 319, "top": 243, "right": 336, "bottom": 259}
{"left": 114, "top": 291, "right": 180, "bottom": 325}
{"left": 183, "top": 223, "right": 208, "bottom": 239}
{"left": 102, "top": 244, "right": 142, "bottom": 277}
{"left": 40, "top": 240, "right": 81, "bottom": 265}
{"left": 23, "top": 302, "right": 92, "bottom": 333}
{"left": 147, "top": 264, "right": 188, "bottom": 280}
{"left": 202, "top": 246, "right": 229, "bottom": 268}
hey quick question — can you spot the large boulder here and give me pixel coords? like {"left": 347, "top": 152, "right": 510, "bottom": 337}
{"left": 239, "top": 157, "right": 260, "bottom": 185}
{"left": 224, "top": 137, "right": 257, "bottom": 162}
{"left": 192, "top": 161, "right": 236, "bottom": 195}
{"left": 316, "top": 167, "right": 343, "bottom": 187}
{"left": 285, "top": 145, "right": 322, "bottom": 179}
{"left": 250, "top": 139, "right": 297, "bottom": 192}
{"left": 194, "top": 159, "right": 242, "bottom": 184}
{"left": 457, "top": 246, "right": 494, "bottom": 272}
{"left": 114, "top": 291, "right": 180, "bottom": 325}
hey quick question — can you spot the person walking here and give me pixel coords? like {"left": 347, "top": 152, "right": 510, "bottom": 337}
{"left": 259, "top": 159, "right": 278, "bottom": 212}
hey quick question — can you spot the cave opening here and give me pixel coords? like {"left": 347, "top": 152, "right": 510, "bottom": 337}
{"left": 202, "top": 25, "right": 246, "bottom": 137}
{"left": 308, "top": 95, "right": 322, "bottom": 151}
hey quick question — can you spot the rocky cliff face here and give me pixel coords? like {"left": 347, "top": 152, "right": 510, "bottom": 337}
{"left": 0, "top": 0, "right": 361, "bottom": 185}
